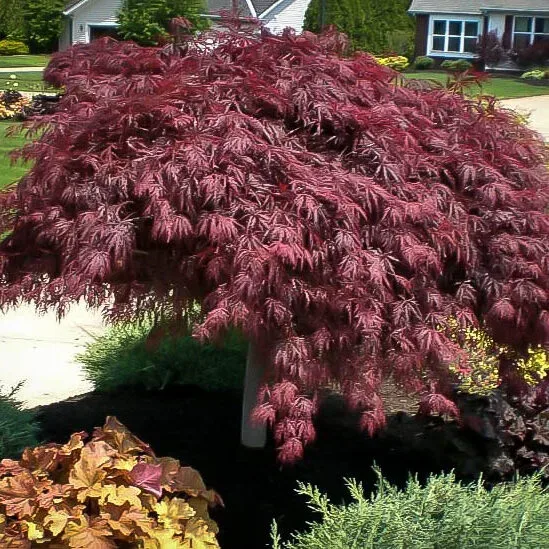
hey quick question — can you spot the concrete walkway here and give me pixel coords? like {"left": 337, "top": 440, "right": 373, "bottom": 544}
{"left": 0, "top": 303, "right": 105, "bottom": 408}
{"left": 0, "top": 67, "right": 44, "bottom": 73}
{"left": 499, "top": 95, "right": 549, "bottom": 141}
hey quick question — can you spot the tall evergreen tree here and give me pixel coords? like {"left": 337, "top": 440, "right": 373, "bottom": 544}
{"left": 118, "top": 0, "right": 209, "bottom": 46}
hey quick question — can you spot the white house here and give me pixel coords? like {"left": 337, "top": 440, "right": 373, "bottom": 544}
{"left": 60, "top": 0, "right": 313, "bottom": 50}
{"left": 408, "top": 0, "right": 549, "bottom": 62}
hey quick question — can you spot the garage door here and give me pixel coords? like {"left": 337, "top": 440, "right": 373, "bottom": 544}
{"left": 89, "top": 26, "right": 119, "bottom": 41}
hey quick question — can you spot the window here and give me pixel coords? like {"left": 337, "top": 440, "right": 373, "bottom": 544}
{"left": 513, "top": 16, "right": 549, "bottom": 49}
{"left": 431, "top": 19, "right": 479, "bottom": 54}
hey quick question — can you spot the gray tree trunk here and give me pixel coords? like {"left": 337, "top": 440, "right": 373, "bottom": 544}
{"left": 241, "top": 342, "right": 267, "bottom": 448}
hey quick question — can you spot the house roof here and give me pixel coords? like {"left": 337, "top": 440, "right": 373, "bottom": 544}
{"left": 64, "top": 0, "right": 281, "bottom": 18}
{"left": 64, "top": 0, "right": 86, "bottom": 13}
{"left": 206, "top": 0, "right": 253, "bottom": 17}
{"left": 409, "top": 0, "right": 549, "bottom": 15}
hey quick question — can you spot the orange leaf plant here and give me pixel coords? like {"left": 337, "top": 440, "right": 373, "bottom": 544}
{"left": 0, "top": 417, "right": 221, "bottom": 548}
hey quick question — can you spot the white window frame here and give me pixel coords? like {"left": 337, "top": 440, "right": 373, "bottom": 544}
{"left": 512, "top": 15, "right": 549, "bottom": 49}
{"left": 427, "top": 14, "right": 482, "bottom": 58}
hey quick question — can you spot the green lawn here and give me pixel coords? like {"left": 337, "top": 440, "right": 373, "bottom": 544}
{"left": 1, "top": 71, "right": 53, "bottom": 92}
{"left": 0, "top": 121, "right": 30, "bottom": 190}
{"left": 404, "top": 71, "right": 549, "bottom": 99}
{"left": 0, "top": 55, "right": 50, "bottom": 68}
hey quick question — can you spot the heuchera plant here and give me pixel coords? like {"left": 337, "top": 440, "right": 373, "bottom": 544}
{"left": 0, "top": 24, "right": 548, "bottom": 464}
{"left": 0, "top": 417, "right": 221, "bottom": 548}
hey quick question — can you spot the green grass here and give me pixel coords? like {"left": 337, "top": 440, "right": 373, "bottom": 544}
{"left": 0, "top": 55, "right": 50, "bottom": 68}
{"left": 1, "top": 71, "right": 53, "bottom": 92}
{"left": 0, "top": 121, "right": 30, "bottom": 190}
{"left": 404, "top": 71, "right": 549, "bottom": 99}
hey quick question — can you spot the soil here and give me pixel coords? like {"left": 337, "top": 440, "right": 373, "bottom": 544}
{"left": 33, "top": 386, "right": 487, "bottom": 549}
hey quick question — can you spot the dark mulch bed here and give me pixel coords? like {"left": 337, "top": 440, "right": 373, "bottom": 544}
{"left": 33, "top": 386, "right": 489, "bottom": 549}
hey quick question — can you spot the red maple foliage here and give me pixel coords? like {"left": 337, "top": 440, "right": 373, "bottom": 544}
{"left": 1, "top": 26, "right": 548, "bottom": 463}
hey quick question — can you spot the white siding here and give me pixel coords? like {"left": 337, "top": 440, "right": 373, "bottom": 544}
{"left": 487, "top": 12, "right": 506, "bottom": 37}
{"left": 72, "top": 0, "right": 122, "bottom": 44}
{"left": 262, "top": 0, "right": 311, "bottom": 34}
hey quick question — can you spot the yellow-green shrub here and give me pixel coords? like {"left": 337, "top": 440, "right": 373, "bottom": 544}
{"left": 374, "top": 55, "right": 409, "bottom": 72}
{"left": 444, "top": 318, "right": 549, "bottom": 394}
{"left": 0, "top": 417, "right": 221, "bottom": 548}
{"left": 0, "top": 40, "right": 29, "bottom": 56}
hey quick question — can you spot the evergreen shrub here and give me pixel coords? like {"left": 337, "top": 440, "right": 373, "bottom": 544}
{"left": 413, "top": 55, "right": 435, "bottom": 70}
{"left": 0, "top": 384, "right": 39, "bottom": 459}
{"left": 79, "top": 322, "right": 247, "bottom": 392}
{"left": 272, "top": 470, "right": 549, "bottom": 549}
{"left": 441, "top": 59, "right": 473, "bottom": 72}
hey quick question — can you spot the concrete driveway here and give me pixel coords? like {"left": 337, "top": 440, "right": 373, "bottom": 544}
{"left": 499, "top": 95, "right": 549, "bottom": 141}
{"left": 0, "top": 67, "right": 45, "bottom": 73}
{"left": 0, "top": 303, "right": 104, "bottom": 408}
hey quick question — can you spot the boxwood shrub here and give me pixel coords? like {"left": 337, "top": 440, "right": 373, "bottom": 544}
{"left": 413, "top": 55, "right": 435, "bottom": 70}
{"left": 440, "top": 59, "right": 473, "bottom": 72}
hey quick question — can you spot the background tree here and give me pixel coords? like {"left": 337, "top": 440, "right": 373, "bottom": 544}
{"left": 304, "top": 0, "right": 415, "bottom": 55}
{"left": 0, "top": 0, "right": 25, "bottom": 40}
{"left": 22, "top": 0, "right": 65, "bottom": 52}
{"left": 1, "top": 27, "right": 548, "bottom": 464}
{"left": 117, "top": 0, "right": 209, "bottom": 46}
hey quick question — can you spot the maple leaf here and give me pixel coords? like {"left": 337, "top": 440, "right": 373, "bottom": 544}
{"left": 111, "top": 455, "right": 138, "bottom": 472}
{"left": 35, "top": 483, "right": 72, "bottom": 511}
{"left": 0, "top": 533, "right": 31, "bottom": 548}
{"left": 23, "top": 521, "right": 44, "bottom": 541}
{"left": 107, "top": 507, "right": 155, "bottom": 538}
{"left": 130, "top": 462, "right": 163, "bottom": 498}
{"left": 155, "top": 497, "right": 195, "bottom": 533}
{"left": 44, "top": 507, "right": 73, "bottom": 537}
{"left": 59, "top": 432, "right": 88, "bottom": 457}
{"left": 141, "top": 528, "right": 186, "bottom": 548}
{"left": 69, "top": 442, "right": 116, "bottom": 502}
{"left": 96, "top": 417, "right": 154, "bottom": 456}
{"left": 182, "top": 517, "right": 220, "bottom": 549}
{"left": 98, "top": 485, "right": 142, "bottom": 508}
{"left": 20, "top": 445, "right": 62, "bottom": 476}
{"left": 156, "top": 457, "right": 181, "bottom": 490}
{"left": 170, "top": 467, "right": 206, "bottom": 495}
{"left": 187, "top": 497, "right": 220, "bottom": 535}
{"left": 62, "top": 515, "right": 116, "bottom": 549}
{"left": 0, "top": 470, "right": 43, "bottom": 519}
{"left": 0, "top": 461, "right": 25, "bottom": 478}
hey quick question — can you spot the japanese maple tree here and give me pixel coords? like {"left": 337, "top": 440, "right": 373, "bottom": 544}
{"left": 1, "top": 25, "right": 548, "bottom": 464}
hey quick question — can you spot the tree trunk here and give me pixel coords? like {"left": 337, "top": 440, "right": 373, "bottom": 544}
{"left": 241, "top": 342, "right": 267, "bottom": 448}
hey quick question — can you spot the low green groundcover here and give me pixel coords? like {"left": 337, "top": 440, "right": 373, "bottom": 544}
{"left": 273, "top": 469, "right": 549, "bottom": 549}
{"left": 79, "top": 322, "right": 247, "bottom": 392}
